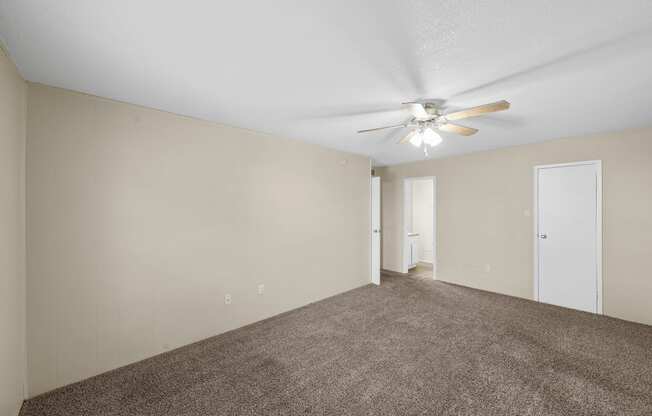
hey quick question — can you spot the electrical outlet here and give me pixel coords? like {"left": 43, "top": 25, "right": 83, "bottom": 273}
{"left": 257, "top": 284, "right": 265, "bottom": 295}
{"left": 224, "top": 294, "right": 232, "bottom": 305}
{"left": 484, "top": 264, "right": 491, "bottom": 273}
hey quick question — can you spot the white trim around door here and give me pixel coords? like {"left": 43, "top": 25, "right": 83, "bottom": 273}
{"left": 533, "top": 160, "right": 602, "bottom": 314}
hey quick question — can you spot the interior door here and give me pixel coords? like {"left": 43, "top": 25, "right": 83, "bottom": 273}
{"left": 536, "top": 162, "right": 599, "bottom": 313}
{"left": 371, "top": 176, "right": 381, "bottom": 285}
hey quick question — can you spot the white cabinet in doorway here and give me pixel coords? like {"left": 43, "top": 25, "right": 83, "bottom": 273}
{"left": 408, "top": 233, "right": 419, "bottom": 269}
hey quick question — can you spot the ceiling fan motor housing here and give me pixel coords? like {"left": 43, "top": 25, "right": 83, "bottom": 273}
{"left": 423, "top": 102, "right": 441, "bottom": 116}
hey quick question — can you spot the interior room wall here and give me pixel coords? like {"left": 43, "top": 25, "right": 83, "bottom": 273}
{"left": 0, "top": 47, "right": 26, "bottom": 416}
{"left": 377, "top": 127, "right": 652, "bottom": 326}
{"left": 411, "top": 179, "right": 434, "bottom": 263}
{"left": 25, "top": 83, "right": 371, "bottom": 397}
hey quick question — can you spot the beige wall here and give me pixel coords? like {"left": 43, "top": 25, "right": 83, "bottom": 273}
{"left": 377, "top": 128, "right": 652, "bottom": 326}
{"left": 26, "top": 84, "right": 371, "bottom": 397}
{"left": 0, "top": 48, "right": 26, "bottom": 416}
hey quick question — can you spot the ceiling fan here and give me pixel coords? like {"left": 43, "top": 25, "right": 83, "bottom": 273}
{"left": 357, "top": 100, "right": 510, "bottom": 156}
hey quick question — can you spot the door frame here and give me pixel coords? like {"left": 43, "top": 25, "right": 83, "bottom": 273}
{"left": 533, "top": 160, "right": 603, "bottom": 313}
{"left": 402, "top": 176, "right": 437, "bottom": 279}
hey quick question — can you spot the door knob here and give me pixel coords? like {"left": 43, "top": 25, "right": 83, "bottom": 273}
{"left": 538, "top": 234, "right": 547, "bottom": 239}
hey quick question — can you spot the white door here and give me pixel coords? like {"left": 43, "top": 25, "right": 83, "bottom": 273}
{"left": 536, "top": 162, "right": 601, "bottom": 313}
{"left": 371, "top": 176, "right": 381, "bottom": 285}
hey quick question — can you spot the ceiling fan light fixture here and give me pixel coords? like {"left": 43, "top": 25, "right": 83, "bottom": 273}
{"left": 409, "top": 130, "right": 423, "bottom": 147}
{"left": 358, "top": 99, "right": 510, "bottom": 157}
{"left": 422, "top": 128, "right": 442, "bottom": 147}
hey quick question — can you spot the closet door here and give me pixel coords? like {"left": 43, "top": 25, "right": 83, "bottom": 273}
{"left": 535, "top": 161, "right": 601, "bottom": 313}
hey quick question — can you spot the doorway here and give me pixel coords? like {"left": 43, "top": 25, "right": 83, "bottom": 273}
{"left": 534, "top": 160, "right": 602, "bottom": 313}
{"left": 402, "top": 177, "right": 436, "bottom": 279}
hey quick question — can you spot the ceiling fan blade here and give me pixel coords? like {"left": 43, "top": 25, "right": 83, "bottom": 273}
{"left": 444, "top": 100, "right": 510, "bottom": 121}
{"left": 438, "top": 123, "right": 478, "bottom": 136}
{"left": 398, "top": 130, "right": 417, "bottom": 144}
{"left": 357, "top": 123, "right": 406, "bottom": 133}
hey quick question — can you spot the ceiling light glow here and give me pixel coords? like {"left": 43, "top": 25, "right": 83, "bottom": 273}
{"left": 409, "top": 131, "right": 423, "bottom": 147}
{"left": 422, "top": 128, "right": 442, "bottom": 147}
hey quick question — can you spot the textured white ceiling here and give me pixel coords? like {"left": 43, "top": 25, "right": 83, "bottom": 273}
{"left": 1, "top": 1, "right": 652, "bottom": 165}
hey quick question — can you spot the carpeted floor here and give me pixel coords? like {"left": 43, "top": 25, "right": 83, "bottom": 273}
{"left": 21, "top": 271, "right": 652, "bottom": 415}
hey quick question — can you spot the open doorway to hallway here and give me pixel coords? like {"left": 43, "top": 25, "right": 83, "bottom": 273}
{"left": 403, "top": 177, "right": 436, "bottom": 279}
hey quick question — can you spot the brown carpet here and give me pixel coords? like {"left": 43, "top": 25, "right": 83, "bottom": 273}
{"left": 21, "top": 272, "right": 652, "bottom": 415}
